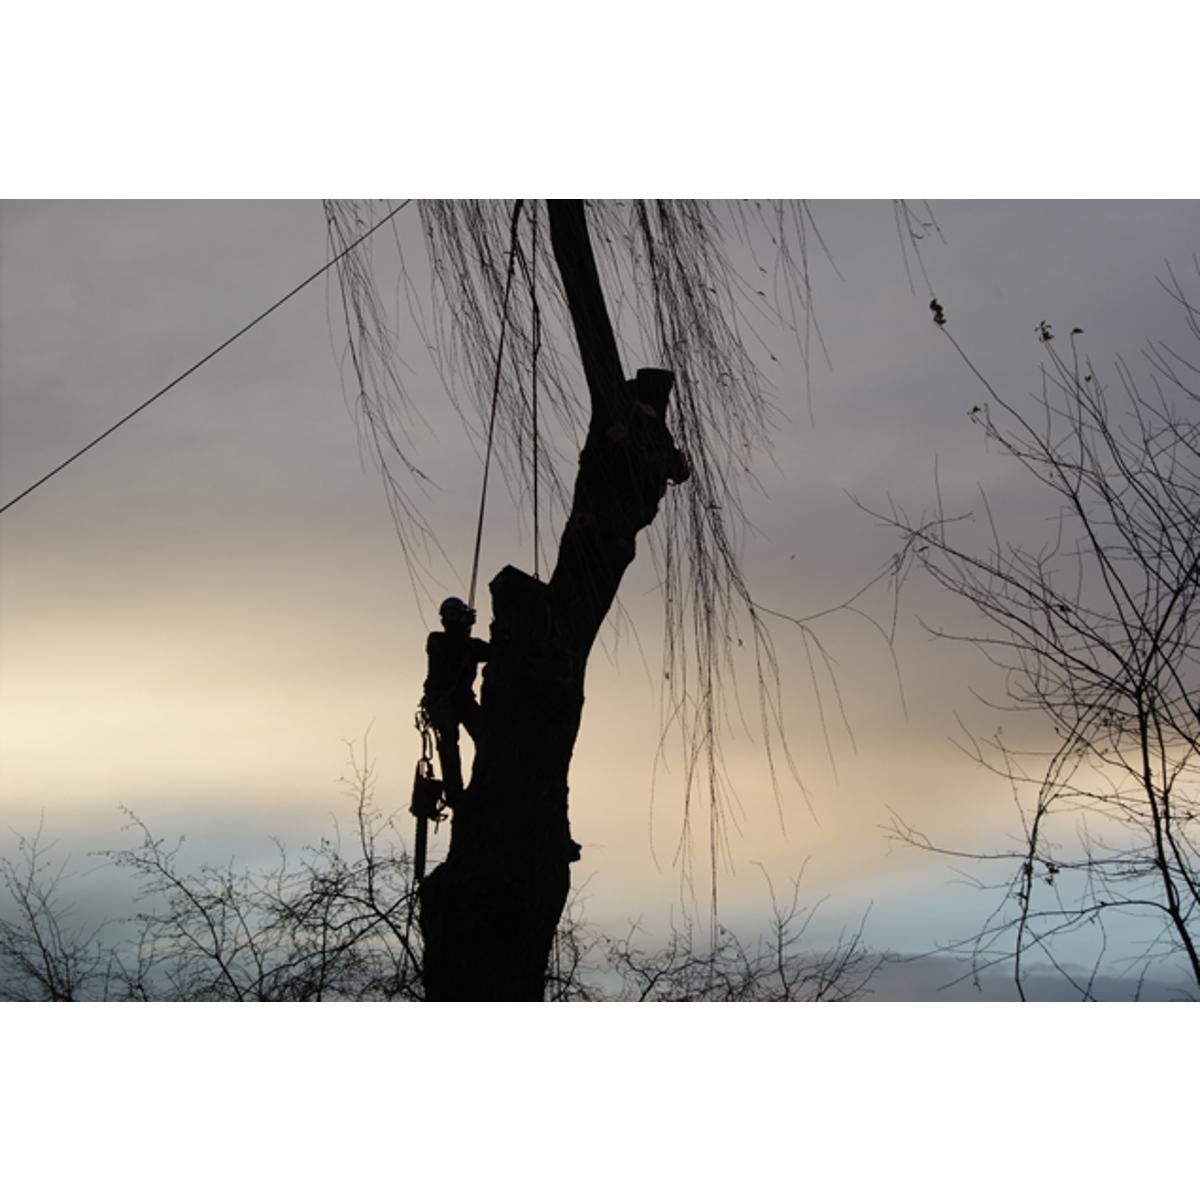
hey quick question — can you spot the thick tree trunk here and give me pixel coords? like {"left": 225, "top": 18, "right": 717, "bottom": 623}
{"left": 419, "top": 200, "right": 688, "bottom": 1000}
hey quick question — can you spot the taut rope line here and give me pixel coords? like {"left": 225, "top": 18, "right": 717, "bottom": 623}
{"left": 466, "top": 199, "right": 525, "bottom": 609}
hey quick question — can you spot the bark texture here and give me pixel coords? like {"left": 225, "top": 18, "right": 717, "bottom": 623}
{"left": 419, "top": 201, "right": 688, "bottom": 1000}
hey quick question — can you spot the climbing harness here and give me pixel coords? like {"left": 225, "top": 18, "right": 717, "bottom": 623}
{"left": 410, "top": 708, "right": 447, "bottom": 884}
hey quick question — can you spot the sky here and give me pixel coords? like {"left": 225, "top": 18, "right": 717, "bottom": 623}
{"left": 3, "top": 198, "right": 1199, "bottom": 1000}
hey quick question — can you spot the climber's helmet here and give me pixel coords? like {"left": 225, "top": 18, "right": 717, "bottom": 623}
{"left": 438, "top": 596, "right": 475, "bottom": 628}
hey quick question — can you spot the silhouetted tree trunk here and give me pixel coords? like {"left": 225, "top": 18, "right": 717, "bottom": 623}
{"left": 419, "top": 200, "right": 688, "bottom": 1000}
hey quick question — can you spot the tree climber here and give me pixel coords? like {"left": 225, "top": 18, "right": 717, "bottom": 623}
{"left": 421, "top": 596, "right": 489, "bottom": 804}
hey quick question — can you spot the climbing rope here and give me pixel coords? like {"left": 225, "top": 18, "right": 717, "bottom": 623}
{"left": 529, "top": 203, "right": 542, "bottom": 580}
{"left": 417, "top": 201, "right": 526, "bottom": 880}
{"left": 466, "top": 199, "right": 525, "bottom": 609}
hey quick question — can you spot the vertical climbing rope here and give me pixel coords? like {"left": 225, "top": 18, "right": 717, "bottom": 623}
{"left": 467, "top": 199, "right": 525, "bottom": 610}
{"left": 529, "top": 202, "right": 542, "bottom": 580}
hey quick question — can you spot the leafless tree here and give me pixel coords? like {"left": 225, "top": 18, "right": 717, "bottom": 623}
{"left": 601, "top": 877, "right": 876, "bottom": 1002}
{"left": 1, "top": 749, "right": 875, "bottom": 1001}
{"left": 880, "top": 261, "right": 1200, "bottom": 999}
{"left": 0, "top": 819, "right": 110, "bottom": 1001}
{"left": 2, "top": 744, "right": 424, "bottom": 1001}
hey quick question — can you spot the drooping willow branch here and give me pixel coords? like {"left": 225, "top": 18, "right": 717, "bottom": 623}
{"left": 322, "top": 199, "right": 926, "bottom": 902}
